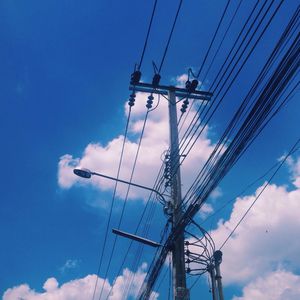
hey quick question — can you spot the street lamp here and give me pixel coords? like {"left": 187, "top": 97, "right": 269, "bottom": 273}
{"left": 73, "top": 168, "right": 167, "bottom": 205}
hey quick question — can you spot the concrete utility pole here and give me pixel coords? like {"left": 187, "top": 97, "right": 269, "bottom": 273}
{"left": 130, "top": 77, "right": 212, "bottom": 300}
{"left": 168, "top": 88, "right": 189, "bottom": 299}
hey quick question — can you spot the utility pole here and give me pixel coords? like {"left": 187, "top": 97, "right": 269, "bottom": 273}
{"left": 130, "top": 74, "right": 212, "bottom": 300}
{"left": 168, "top": 88, "right": 189, "bottom": 299}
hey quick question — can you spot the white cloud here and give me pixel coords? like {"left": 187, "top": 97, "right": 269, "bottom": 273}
{"left": 3, "top": 264, "right": 158, "bottom": 300}
{"left": 210, "top": 155, "right": 300, "bottom": 285}
{"left": 199, "top": 203, "right": 214, "bottom": 219}
{"left": 43, "top": 277, "right": 59, "bottom": 292}
{"left": 58, "top": 89, "right": 217, "bottom": 203}
{"left": 286, "top": 155, "right": 300, "bottom": 188}
{"left": 60, "top": 259, "right": 80, "bottom": 273}
{"left": 233, "top": 270, "right": 300, "bottom": 300}
{"left": 175, "top": 74, "right": 188, "bottom": 88}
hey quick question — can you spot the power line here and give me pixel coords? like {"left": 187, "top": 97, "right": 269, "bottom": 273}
{"left": 195, "top": 0, "right": 232, "bottom": 79}
{"left": 99, "top": 108, "right": 150, "bottom": 300}
{"left": 219, "top": 137, "right": 300, "bottom": 250}
{"left": 158, "top": 0, "right": 183, "bottom": 73}
{"left": 138, "top": 0, "right": 159, "bottom": 70}
{"left": 180, "top": 0, "right": 288, "bottom": 209}
{"left": 91, "top": 105, "right": 133, "bottom": 300}
{"left": 137, "top": 11, "right": 300, "bottom": 295}
{"left": 200, "top": 145, "right": 300, "bottom": 227}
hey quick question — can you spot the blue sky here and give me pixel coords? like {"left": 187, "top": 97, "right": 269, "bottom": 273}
{"left": 1, "top": 1, "right": 300, "bottom": 299}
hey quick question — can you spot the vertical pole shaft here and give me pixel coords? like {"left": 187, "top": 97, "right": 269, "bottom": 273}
{"left": 209, "top": 265, "right": 217, "bottom": 300}
{"left": 215, "top": 264, "right": 224, "bottom": 300}
{"left": 214, "top": 251, "right": 224, "bottom": 300}
{"left": 168, "top": 88, "right": 189, "bottom": 300}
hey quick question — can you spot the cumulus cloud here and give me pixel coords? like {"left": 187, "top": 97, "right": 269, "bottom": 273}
{"left": 210, "top": 155, "right": 300, "bottom": 285}
{"left": 43, "top": 278, "right": 59, "bottom": 292}
{"left": 233, "top": 270, "right": 300, "bottom": 300}
{"left": 58, "top": 88, "right": 217, "bottom": 204}
{"left": 3, "top": 264, "right": 158, "bottom": 300}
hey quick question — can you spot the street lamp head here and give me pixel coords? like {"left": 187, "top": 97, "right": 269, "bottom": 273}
{"left": 73, "top": 168, "right": 92, "bottom": 179}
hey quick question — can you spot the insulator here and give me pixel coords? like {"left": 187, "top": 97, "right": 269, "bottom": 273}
{"left": 185, "top": 241, "right": 190, "bottom": 246}
{"left": 130, "top": 70, "right": 141, "bottom": 85}
{"left": 183, "top": 99, "right": 189, "bottom": 105}
{"left": 187, "top": 259, "right": 191, "bottom": 264}
{"left": 148, "top": 94, "right": 154, "bottom": 101}
{"left": 187, "top": 267, "right": 191, "bottom": 273}
{"left": 181, "top": 104, "right": 188, "bottom": 113}
{"left": 185, "top": 80, "right": 191, "bottom": 90}
{"left": 190, "top": 79, "right": 198, "bottom": 92}
{"left": 152, "top": 73, "right": 161, "bottom": 87}
{"left": 128, "top": 93, "right": 136, "bottom": 107}
{"left": 146, "top": 94, "right": 154, "bottom": 109}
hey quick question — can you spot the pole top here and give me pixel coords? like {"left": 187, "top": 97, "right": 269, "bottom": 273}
{"left": 214, "top": 250, "right": 223, "bottom": 264}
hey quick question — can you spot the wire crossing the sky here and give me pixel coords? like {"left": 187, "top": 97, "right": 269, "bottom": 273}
{"left": 219, "top": 137, "right": 300, "bottom": 250}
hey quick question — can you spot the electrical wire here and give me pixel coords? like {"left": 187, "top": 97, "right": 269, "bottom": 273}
{"left": 177, "top": 0, "right": 244, "bottom": 137}
{"left": 176, "top": 0, "right": 275, "bottom": 172}
{"left": 104, "top": 94, "right": 167, "bottom": 299}
{"left": 158, "top": 0, "right": 183, "bottom": 73}
{"left": 219, "top": 136, "right": 300, "bottom": 250}
{"left": 200, "top": 145, "right": 300, "bottom": 227}
{"left": 98, "top": 109, "right": 150, "bottom": 300}
{"left": 138, "top": 0, "right": 159, "bottom": 70}
{"left": 104, "top": 160, "right": 166, "bottom": 299}
{"left": 195, "top": 0, "right": 232, "bottom": 79}
{"left": 177, "top": 0, "right": 261, "bottom": 151}
{"left": 91, "top": 106, "right": 133, "bottom": 300}
{"left": 137, "top": 7, "right": 300, "bottom": 295}
{"left": 179, "top": 0, "right": 289, "bottom": 209}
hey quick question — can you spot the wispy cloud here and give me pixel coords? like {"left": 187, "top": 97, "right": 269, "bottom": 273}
{"left": 59, "top": 259, "right": 80, "bottom": 274}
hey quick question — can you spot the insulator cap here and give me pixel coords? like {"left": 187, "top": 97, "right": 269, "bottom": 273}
{"left": 214, "top": 250, "right": 223, "bottom": 264}
{"left": 152, "top": 74, "right": 161, "bottom": 87}
{"left": 130, "top": 70, "right": 141, "bottom": 85}
{"left": 190, "top": 79, "right": 198, "bottom": 91}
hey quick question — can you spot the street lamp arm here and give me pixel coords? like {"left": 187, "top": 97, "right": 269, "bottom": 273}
{"left": 91, "top": 171, "right": 166, "bottom": 205}
{"left": 73, "top": 168, "right": 166, "bottom": 205}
